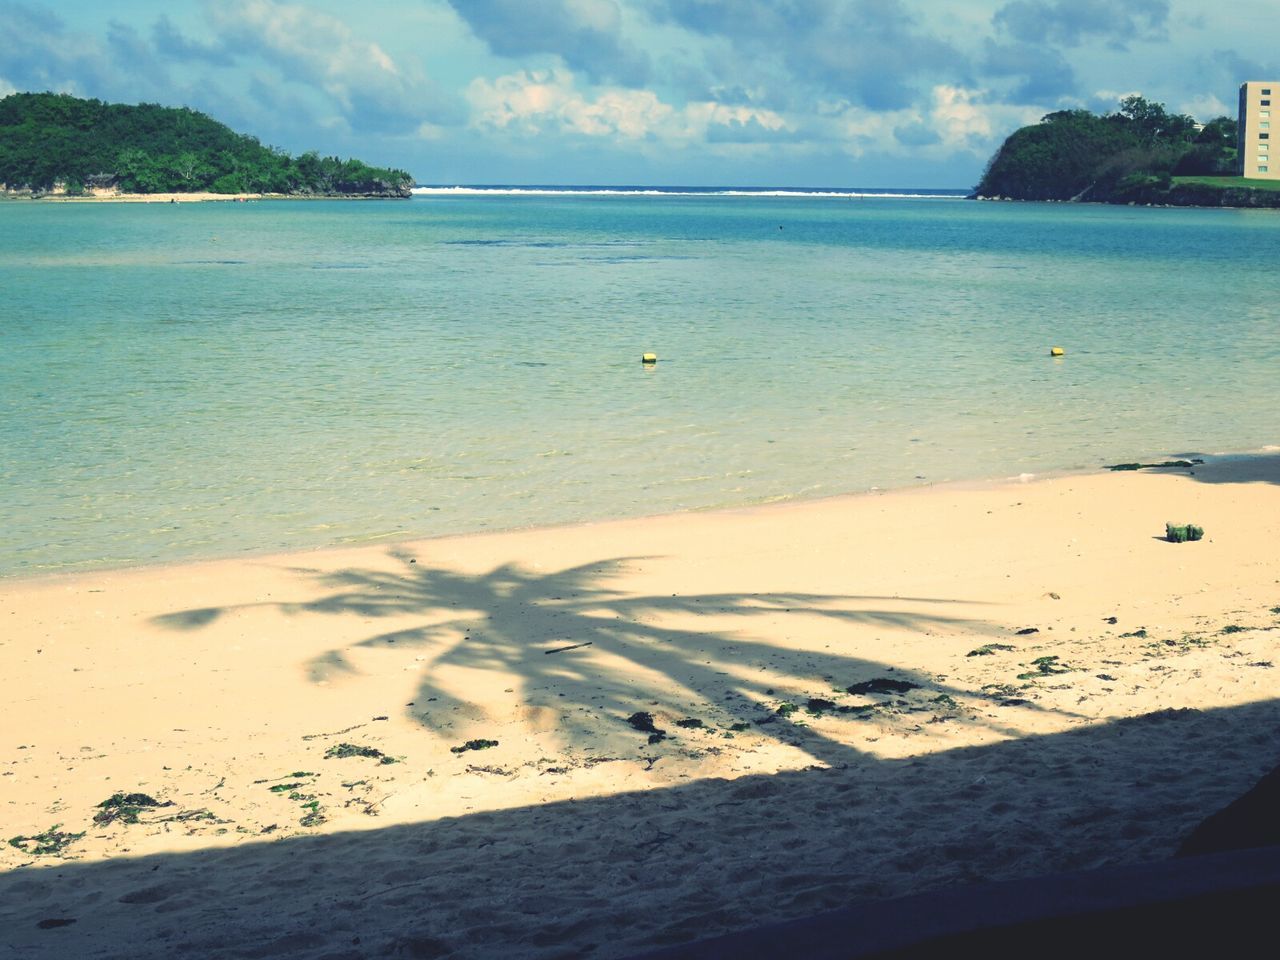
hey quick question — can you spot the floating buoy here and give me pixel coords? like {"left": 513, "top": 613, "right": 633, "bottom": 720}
{"left": 1050, "top": 346, "right": 1065, "bottom": 357}
{"left": 642, "top": 353, "right": 657, "bottom": 364}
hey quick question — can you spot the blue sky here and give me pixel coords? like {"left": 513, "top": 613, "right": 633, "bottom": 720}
{"left": 2, "top": 1, "right": 1276, "bottom": 187}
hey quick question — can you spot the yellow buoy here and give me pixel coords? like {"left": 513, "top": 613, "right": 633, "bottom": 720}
{"left": 642, "top": 353, "right": 658, "bottom": 364}
{"left": 1050, "top": 346, "right": 1065, "bottom": 357}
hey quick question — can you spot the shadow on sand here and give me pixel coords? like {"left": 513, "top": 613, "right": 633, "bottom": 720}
{"left": 4, "top": 550, "right": 1277, "bottom": 958}
{"left": 3, "top": 697, "right": 1277, "bottom": 959}
{"left": 149, "top": 549, "right": 1057, "bottom": 767}
{"left": 1124, "top": 451, "right": 1280, "bottom": 487}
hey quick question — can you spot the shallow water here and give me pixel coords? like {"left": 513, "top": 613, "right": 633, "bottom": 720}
{"left": 2, "top": 193, "right": 1278, "bottom": 575}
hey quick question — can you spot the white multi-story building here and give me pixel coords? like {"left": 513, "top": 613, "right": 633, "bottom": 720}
{"left": 1238, "top": 81, "right": 1279, "bottom": 179}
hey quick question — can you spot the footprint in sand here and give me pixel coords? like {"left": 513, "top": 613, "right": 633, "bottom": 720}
{"left": 117, "top": 884, "right": 172, "bottom": 904}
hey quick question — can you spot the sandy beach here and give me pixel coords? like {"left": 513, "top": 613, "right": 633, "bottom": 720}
{"left": 3, "top": 188, "right": 266, "bottom": 203}
{"left": 8, "top": 188, "right": 401, "bottom": 202}
{"left": 3, "top": 458, "right": 1279, "bottom": 958}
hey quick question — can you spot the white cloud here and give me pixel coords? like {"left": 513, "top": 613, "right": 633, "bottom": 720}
{"left": 466, "top": 69, "right": 675, "bottom": 139}
{"left": 466, "top": 68, "right": 789, "bottom": 144}
{"left": 445, "top": 0, "right": 649, "bottom": 86}
{"left": 415, "top": 120, "right": 449, "bottom": 141}
{"left": 210, "top": 0, "right": 399, "bottom": 95}
{"left": 465, "top": 69, "right": 1046, "bottom": 164}
{"left": 828, "top": 85, "right": 1042, "bottom": 157}
{"left": 930, "top": 86, "right": 1043, "bottom": 150}
{"left": 685, "top": 100, "right": 787, "bottom": 136}
{"left": 1179, "top": 93, "right": 1230, "bottom": 120}
{"left": 206, "top": 0, "right": 452, "bottom": 132}
{"left": 564, "top": 0, "right": 623, "bottom": 35}
{"left": 931, "top": 85, "right": 994, "bottom": 143}
{"left": 1092, "top": 88, "right": 1142, "bottom": 107}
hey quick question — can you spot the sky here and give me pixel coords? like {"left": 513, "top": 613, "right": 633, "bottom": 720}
{"left": 1, "top": 1, "right": 1276, "bottom": 187}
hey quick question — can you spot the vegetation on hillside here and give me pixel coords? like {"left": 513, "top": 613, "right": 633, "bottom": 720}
{"left": 1173, "top": 175, "right": 1280, "bottom": 192}
{"left": 972, "top": 96, "right": 1273, "bottom": 206}
{"left": 0, "top": 92, "right": 413, "bottom": 197}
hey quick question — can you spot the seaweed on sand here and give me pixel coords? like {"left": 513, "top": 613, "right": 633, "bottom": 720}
{"left": 626, "top": 712, "right": 667, "bottom": 744}
{"left": 93, "top": 792, "right": 173, "bottom": 826}
{"left": 1107, "top": 459, "right": 1203, "bottom": 471}
{"left": 324, "top": 743, "right": 399, "bottom": 764}
{"left": 967, "top": 643, "right": 1016, "bottom": 657}
{"left": 805, "top": 698, "right": 837, "bottom": 715}
{"left": 1017, "top": 655, "right": 1072, "bottom": 680}
{"left": 9, "top": 825, "right": 85, "bottom": 856}
{"left": 450, "top": 739, "right": 499, "bottom": 754}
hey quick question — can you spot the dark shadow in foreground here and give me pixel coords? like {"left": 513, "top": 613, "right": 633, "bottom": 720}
{"left": 4, "top": 698, "right": 1278, "bottom": 960}
{"left": 633, "top": 843, "right": 1280, "bottom": 960}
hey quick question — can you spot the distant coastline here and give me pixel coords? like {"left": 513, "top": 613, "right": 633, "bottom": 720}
{"left": 970, "top": 181, "right": 1280, "bottom": 209}
{"left": 3, "top": 188, "right": 408, "bottom": 203}
{"left": 410, "top": 184, "right": 969, "bottom": 199}
{"left": 0, "top": 182, "right": 975, "bottom": 203}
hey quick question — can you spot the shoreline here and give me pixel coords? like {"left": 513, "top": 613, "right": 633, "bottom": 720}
{"left": 972, "top": 192, "right": 1280, "bottom": 210}
{"left": 0, "top": 464, "right": 1066, "bottom": 586}
{"left": 0, "top": 450, "right": 1257, "bottom": 588}
{"left": 0, "top": 463, "right": 1136, "bottom": 587}
{"left": 3, "top": 190, "right": 407, "bottom": 203}
{"left": 4, "top": 456, "right": 1279, "bottom": 956}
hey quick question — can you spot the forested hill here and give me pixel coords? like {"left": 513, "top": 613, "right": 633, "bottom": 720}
{"left": 0, "top": 92, "right": 413, "bottom": 197}
{"left": 973, "top": 96, "right": 1280, "bottom": 207}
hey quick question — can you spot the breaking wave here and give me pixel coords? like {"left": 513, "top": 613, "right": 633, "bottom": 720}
{"left": 411, "top": 185, "right": 967, "bottom": 200}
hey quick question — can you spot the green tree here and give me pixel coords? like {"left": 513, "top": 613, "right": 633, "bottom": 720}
{"left": 1112, "top": 95, "right": 1169, "bottom": 142}
{"left": 976, "top": 95, "right": 1243, "bottom": 202}
{"left": 0, "top": 92, "right": 414, "bottom": 196}
{"left": 171, "top": 151, "right": 212, "bottom": 188}
{"left": 1195, "top": 116, "right": 1238, "bottom": 147}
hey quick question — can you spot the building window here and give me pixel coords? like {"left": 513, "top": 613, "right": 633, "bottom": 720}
{"left": 1263, "top": 111, "right": 1272, "bottom": 118}
{"left": 1264, "top": 88, "right": 1273, "bottom": 94}
{"left": 1262, "top": 133, "right": 1271, "bottom": 139}
{"left": 1264, "top": 122, "right": 1272, "bottom": 128}
{"left": 1261, "top": 165, "right": 1270, "bottom": 173}
{"left": 1264, "top": 100, "right": 1272, "bottom": 106}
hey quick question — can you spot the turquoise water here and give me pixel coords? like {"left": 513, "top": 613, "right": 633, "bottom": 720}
{"left": 2, "top": 194, "right": 1279, "bottom": 576}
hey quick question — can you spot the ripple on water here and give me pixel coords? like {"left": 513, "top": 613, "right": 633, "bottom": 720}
{"left": 3, "top": 196, "right": 1280, "bottom": 574}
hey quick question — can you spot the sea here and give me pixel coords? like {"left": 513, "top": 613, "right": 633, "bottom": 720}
{"left": 2, "top": 185, "right": 1279, "bottom": 577}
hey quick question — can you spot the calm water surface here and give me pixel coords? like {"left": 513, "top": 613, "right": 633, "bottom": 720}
{"left": 2, "top": 194, "right": 1279, "bottom": 576}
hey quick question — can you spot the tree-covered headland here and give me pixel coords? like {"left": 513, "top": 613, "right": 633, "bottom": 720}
{"left": 973, "top": 95, "right": 1280, "bottom": 207}
{"left": 0, "top": 92, "right": 413, "bottom": 198}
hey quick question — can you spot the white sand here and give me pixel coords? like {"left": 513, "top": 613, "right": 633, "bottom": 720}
{"left": 32, "top": 188, "right": 265, "bottom": 203}
{"left": 33, "top": 188, "right": 387, "bottom": 202}
{"left": 3, "top": 460, "right": 1279, "bottom": 958}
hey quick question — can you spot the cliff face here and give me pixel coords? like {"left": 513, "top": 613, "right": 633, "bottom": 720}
{"left": 1132, "top": 182, "right": 1280, "bottom": 208}
{"left": 287, "top": 177, "right": 413, "bottom": 199}
{"left": 975, "top": 177, "right": 1280, "bottom": 209}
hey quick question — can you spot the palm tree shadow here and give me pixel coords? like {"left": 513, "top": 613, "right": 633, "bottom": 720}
{"left": 153, "top": 548, "right": 1079, "bottom": 766}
